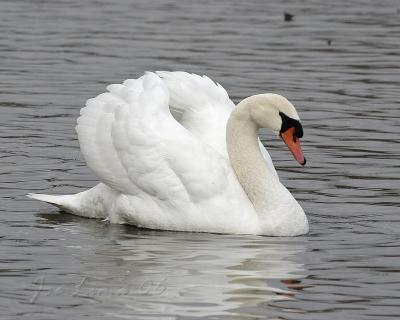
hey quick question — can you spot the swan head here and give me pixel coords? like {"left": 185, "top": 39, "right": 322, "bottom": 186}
{"left": 248, "top": 93, "right": 306, "bottom": 165}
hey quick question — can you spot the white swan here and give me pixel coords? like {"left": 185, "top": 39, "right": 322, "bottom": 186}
{"left": 28, "top": 71, "right": 308, "bottom": 236}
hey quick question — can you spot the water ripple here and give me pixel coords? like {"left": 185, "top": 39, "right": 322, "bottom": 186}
{"left": 1, "top": 0, "right": 400, "bottom": 319}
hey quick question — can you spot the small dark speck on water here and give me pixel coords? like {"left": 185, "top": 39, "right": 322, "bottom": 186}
{"left": 284, "top": 11, "right": 294, "bottom": 22}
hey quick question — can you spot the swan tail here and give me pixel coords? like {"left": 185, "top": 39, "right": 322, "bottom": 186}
{"left": 27, "top": 184, "right": 114, "bottom": 219}
{"left": 27, "top": 193, "right": 76, "bottom": 213}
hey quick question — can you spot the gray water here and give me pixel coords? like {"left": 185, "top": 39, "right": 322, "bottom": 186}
{"left": 1, "top": 0, "right": 400, "bottom": 319}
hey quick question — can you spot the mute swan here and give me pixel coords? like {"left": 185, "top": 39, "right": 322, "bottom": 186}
{"left": 28, "top": 71, "right": 308, "bottom": 236}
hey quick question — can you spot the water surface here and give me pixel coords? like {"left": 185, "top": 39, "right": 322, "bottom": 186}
{"left": 1, "top": 0, "right": 400, "bottom": 319}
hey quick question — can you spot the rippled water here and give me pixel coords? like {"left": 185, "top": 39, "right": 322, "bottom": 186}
{"left": 1, "top": 0, "right": 400, "bottom": 319}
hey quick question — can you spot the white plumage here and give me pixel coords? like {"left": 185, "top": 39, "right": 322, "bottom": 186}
{"left": 28, "top": 71, "right": 308, "bottom": 236}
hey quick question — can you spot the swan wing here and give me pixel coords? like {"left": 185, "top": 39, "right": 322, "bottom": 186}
{"left": 158, "top": 71, "right": 278, "bottom": 178}
{"left": 157, "top": 71, "right": 234, "bottom": 155}
{"left": 76, "top": 72, "right": 231, "bottom": 204}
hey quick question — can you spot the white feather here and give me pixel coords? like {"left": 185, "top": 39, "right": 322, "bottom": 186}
{"left": 28, "top": 71, "right": 307, "bottom": 236}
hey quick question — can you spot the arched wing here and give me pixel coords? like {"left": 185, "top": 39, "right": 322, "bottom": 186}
{"left": 157, "top": 71, "right": 235, "bottom": 156}
{"left": 76, "top": 72, "right": 230, "bottom": 203}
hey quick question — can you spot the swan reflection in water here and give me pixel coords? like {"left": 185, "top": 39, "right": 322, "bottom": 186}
{"left": 37, "top": 213, "right": 309, "bottom": 317}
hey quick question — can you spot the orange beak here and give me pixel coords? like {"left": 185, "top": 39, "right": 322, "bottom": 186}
{"left": 280, "top": 127, "right": 306, "bottom": 166}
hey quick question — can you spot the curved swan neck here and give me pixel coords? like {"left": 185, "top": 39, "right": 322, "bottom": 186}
{"left": 226, "top": 96, "right": 279, "bottom": 210}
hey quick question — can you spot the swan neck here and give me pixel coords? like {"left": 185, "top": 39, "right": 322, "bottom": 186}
{"left": 226, "top": 98, "right": 278, "bottom": 210}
